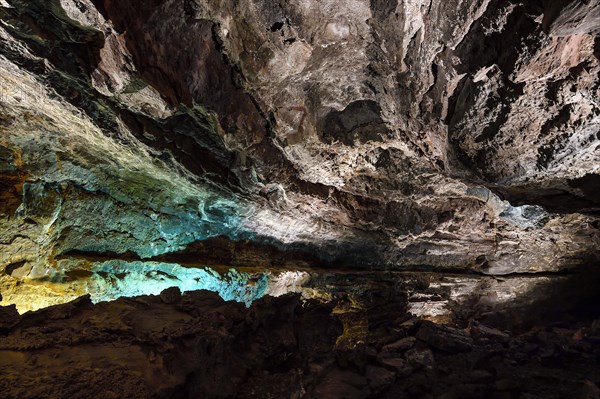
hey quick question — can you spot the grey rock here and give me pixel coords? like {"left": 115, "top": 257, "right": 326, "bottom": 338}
{"left": 471, "top": 322, "right": 510, "bottom": 343}
{"left": 405, "top": 347, "right": 435, "bottom": 370}
{"left": 381, "top": 336, "right": 416, "bottom": 354}
{"left": 416, "top": 321, "right": 473, "bottom": 353}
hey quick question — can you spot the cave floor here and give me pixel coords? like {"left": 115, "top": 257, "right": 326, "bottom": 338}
{"left": 1, "top": 282, "right": 599, "bottom": 399}
{"left": 1, "top": 261, "right": 600, "bottom": 398}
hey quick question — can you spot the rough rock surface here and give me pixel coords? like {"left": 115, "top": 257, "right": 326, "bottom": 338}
{"left": 1, "top": 285, "right": 599, "bottom": 399}
{"left": 0, "top": 0, "right": 598, "bottom": 282}
{"left": 0, "top": 1, "right": 599, "bottom": 396}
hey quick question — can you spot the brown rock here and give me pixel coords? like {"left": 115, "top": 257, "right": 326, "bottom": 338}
{"left": 0, "top": 304, "right": 20, "bottom": 331}
{"left": 365, "top": 365, "right": 396, "bottom": 392}
{"left": 159, "top": 286, "right": 182, "bottom": 304}
{"left": 313, "top": 369, "right": 367, "bottom": 399}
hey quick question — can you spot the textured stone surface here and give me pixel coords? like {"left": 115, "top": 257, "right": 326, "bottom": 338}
{"left": 0, "top": 0, "right": 598, "bottom": 285}
{"left": 0, "top": 286, "right": 599, "bottom": 399}
{"left": 0, "top": 2, "right": 599, "bottom": 395}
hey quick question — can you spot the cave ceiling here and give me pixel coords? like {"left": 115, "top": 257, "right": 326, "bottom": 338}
{"left": 0, "top": 0, "right": 598, "bottom": 312}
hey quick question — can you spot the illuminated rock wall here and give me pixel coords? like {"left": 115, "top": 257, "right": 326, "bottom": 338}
{"left": 0, "top": 0, "right": 598, "bottom": 312}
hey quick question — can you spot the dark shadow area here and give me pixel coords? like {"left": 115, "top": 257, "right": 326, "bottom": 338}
{"left": 495, "top": 183, "right": 600, "bottom": 215}
{"left": 451, "top": 261, "right": 600, "bottom": 333}
{"left": 319, "top": 100, "right": 392, "bottom": 146}
{"left": 59, "top": 231, "right": 394, "bottom": 272}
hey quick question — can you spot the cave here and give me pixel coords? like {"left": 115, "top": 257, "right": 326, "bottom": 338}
{"left": 0, "top": 0, "right": 599, "bottom": 398}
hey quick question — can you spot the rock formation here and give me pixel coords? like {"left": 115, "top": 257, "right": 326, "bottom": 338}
{"left": 1, "top": 281, "right": 600, "bottom": 398}
{"left": 0, "top": 0, "right": 598, "bottom": 397}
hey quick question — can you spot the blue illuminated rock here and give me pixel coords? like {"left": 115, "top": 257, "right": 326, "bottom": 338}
{"left": 89, "top": 261, "right": 269, "bottom": 307}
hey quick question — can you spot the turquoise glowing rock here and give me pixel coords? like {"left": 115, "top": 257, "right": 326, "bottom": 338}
{"left": 89, "top": 261, "right": 269, "bottom": 307}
